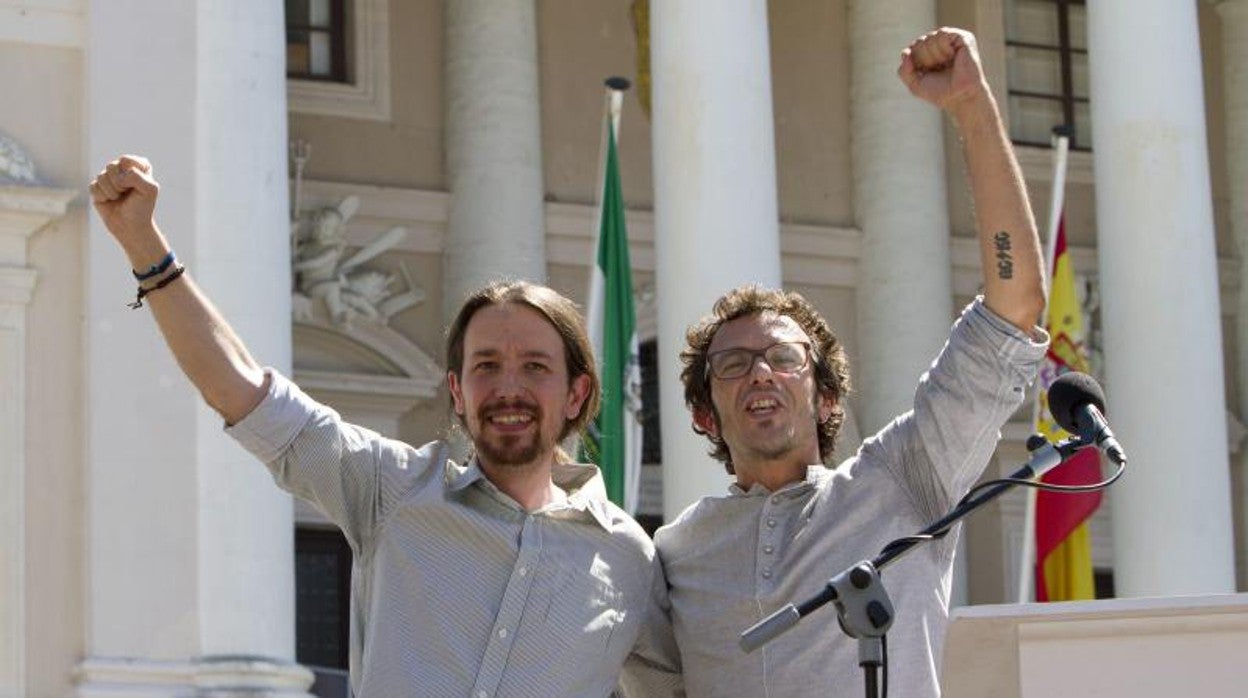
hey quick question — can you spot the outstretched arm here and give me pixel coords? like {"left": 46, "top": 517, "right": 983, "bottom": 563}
{"left": 90, "top": 155, "right": 267, "bottom": 423}
{"left": 899, "top": 28, "right": 1047, "bottom": 332}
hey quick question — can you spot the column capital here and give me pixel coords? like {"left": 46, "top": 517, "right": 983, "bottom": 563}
{"left": 0, "top": 185, "right": 78, "bottom": 265}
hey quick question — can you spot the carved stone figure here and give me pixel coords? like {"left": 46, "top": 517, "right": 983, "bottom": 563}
{"left": 292, "top": 194, "right": 424, "bottom": 325}
{"left": 0, "top": 131, "right": 42, "bottom": 185}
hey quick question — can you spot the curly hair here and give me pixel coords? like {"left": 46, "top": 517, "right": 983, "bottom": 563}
{"left": 681, "top": 285, "right": 851, "bottom": 473}
{"left": 446, "top": 280, "right": 601, "bottom": 444}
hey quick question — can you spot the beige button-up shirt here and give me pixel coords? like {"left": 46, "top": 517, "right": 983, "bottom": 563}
{"left": 228, "top": 372, "right": 681, "bottom": 697}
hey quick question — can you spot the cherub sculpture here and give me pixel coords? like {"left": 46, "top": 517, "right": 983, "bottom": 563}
{"left": 0, "top": 131, "right": 41, "bottom": 185}
{"left": 292, "top": 195, "right": 424, "bottom": 325}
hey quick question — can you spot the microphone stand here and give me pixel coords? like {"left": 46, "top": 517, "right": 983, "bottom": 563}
{"left": 740, "top": 435, "right": 1089, "bottom": 698}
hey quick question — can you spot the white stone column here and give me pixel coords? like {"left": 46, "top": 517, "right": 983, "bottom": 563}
{"left": 1088, "top": 0, "right": 1235, "bottom": 596}
{"left": 78, "top": 1, "right": 311, "bottom": 694}
{"left": 1211, "top": 0, "right": 1248, "bottom": 587}
{"left": 651, "top": 0, "right": 783, "bottom": 516}
{"left": 443, "top": 0, "right": 546, "bottom": 319}
{"left": 0, "top": 185, "right": 76, "bottom": 698}
{"left": 847, "top": 0, "right": 953, "bottom": 435}
{"left": 847, "top": 0, "right": 965, "bottom": 603}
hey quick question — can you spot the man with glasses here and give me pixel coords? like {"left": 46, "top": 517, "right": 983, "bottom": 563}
{"left": 654, "top": 27, "right": 1049, "bottom": 697}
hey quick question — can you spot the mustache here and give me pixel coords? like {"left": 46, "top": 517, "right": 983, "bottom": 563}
{"left": 478, "top": 399, "right": 542, "bottom": 421}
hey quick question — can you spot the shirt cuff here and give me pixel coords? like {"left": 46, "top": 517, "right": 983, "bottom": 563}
{"left": 967, "top": 296, "right": 1050, "bottom": 351}
{"left": 225, "top": 368, "right": 318, "bottom": 463}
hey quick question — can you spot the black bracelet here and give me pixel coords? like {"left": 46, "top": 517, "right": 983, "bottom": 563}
{"left": 133, "top": 251, "right": 176, "bottom": 281}
{"left": 128, "top": 264, "right": 186, "bottom": 309}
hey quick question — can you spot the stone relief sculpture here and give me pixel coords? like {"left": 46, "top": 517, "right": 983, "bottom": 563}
{"left": 0, "top": 131, "right": 42, "bottom": 186}
{"left": 284, "top": 140, "right": 444, "bottom": 440}
{"left": 290, "top": 143, "right": 425, "bottom": 326}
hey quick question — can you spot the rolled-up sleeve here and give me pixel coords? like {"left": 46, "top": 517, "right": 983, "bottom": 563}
{"left": 862, "top": 299, "right": 1048, "bottom": 521}
{"left": 226, "top": 369, "right": 399, "bottom": 551}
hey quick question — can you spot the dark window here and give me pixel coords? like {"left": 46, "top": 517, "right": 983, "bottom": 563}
{"left": 286, "top": 0, "right": 349, "bottom": 82}
{"left": 635, "top": 339, "right": 664, "bottom": 535}
{"left": 1005, "top": 0, "right": 1091, "bottom": 150}
{"left": 640, "top": 339, "right": 662, "bottom": 465}
{"left": 295, "top": 527, "right": 352, "bottom": 671}
{"left": 1094, "top": 568, "right": 1115, "bottom": 599}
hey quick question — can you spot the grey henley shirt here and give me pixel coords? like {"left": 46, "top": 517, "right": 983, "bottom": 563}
{"left": 655, "top": 299, "right": 1047, "bottom": 697}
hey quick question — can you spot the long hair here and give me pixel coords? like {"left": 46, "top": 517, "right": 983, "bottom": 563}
{"left": 446, "top": 281, "right": 601, "bottom": 443}
{"left": 681, "top": 285, "right": 850, "bottom": 473}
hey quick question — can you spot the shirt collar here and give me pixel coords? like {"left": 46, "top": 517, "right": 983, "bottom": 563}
{"left": 553, "top": 461, "right": 615, "bottom": 531}
{"left": 727, "top": 464, "right": 828, "bottom": 497}
{"left": 445, "top": 456, "right": 485, "bottom": 492}
{"left": 444, "top": 456, "right": 614, "bottom": 531}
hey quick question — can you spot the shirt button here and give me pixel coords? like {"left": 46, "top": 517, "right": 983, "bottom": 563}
{"left": 498, "top": 628, "right": 509, "bottom": 639}
{"left": 518, "top": 566, "right": 529, "bottom": 577}
{"left": 477, "top": 691, "right": 488, "bottom": 698}
{"left": 771, "top": 495, "right": 783, "bottom": 504}
{"left": 762, "top": 568, "right": 773, "bottom": 579}
{"left": 763, "top": 544, "right": 774, "bottom": 554}
{"left": 766, "top": 518, "right": 777, "bottom": 528}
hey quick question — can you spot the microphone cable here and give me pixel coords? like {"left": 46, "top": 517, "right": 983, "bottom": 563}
{"left": 870, "top": 451, "right": 1125, "bottom": 697}
{"left": 879, "top": 458, "right": 1125, "bottom": 556}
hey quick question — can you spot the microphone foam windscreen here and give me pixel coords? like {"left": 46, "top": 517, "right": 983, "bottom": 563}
{"left": 1047, "top": 372, "right": 1107, "bottom": 435}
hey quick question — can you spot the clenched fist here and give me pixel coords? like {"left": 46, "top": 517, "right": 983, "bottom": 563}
{"left": 89, "top": 155, "right": 170, "bottom": 269}
{"left": 898, "top": 28, "right": 988, "bottom": 112}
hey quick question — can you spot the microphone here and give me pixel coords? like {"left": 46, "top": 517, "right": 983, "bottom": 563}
{"left": 1048, "top": 372, "right": 1127, "bottom": 466}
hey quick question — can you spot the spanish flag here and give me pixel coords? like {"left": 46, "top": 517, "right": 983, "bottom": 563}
{"left": 1034, "top": 217, "right": 1103, "bottom": 601}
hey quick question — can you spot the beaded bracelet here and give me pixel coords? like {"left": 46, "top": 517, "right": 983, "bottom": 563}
{"left": 128, "top": 264, "right": 186, "bottom": 309}
{"left": 133, "top": 251, "right": 176, "bottom": 281}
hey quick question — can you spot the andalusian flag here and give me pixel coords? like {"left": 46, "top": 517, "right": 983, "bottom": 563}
{"left": 581, "top": 112, "right": 643, "bottom": 513}
{"left": 1034, "top": 217, "right": 1103, "bottom": 601}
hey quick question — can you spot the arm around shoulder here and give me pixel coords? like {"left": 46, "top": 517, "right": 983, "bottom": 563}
{"left": 618, "top": 558, "right": 684, "bottom": 697}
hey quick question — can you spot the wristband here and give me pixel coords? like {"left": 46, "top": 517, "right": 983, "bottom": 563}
{"left": 128, "top": 264, "right": 186, "bottom": 309}
{"left": 133, "top": 251, "right": 176, "bottom": 281}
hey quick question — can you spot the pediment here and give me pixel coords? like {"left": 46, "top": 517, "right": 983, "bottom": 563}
{"left": 292, "top": 300, "right": 443, "bottom": 417}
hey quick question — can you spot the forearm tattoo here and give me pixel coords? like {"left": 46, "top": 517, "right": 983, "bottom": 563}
{"left": 993, "top": 231, "right": 1014, "bottom": 280}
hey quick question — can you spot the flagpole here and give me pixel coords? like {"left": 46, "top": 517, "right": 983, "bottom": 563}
{"left": 607, "top": 76, "right": 627, "bottom": 143}
{"left": 289, "top": 139, "right": 311, "bottom": 276}
{"left": 1016, "top": 126, "right": 1071, "bottom": 603}
{"left": 1041, "top": 128, "right": 1071, "bottom": 293}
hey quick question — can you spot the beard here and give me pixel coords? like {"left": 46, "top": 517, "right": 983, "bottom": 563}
{"left": 470, "top": 400, "right": 551, "bottom": 468}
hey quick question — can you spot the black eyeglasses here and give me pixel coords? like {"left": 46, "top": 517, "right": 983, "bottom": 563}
{"left": 706, "top": 341, "right": 813, "bottom": 380}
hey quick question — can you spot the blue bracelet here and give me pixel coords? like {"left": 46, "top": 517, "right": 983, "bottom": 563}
{"left": 133, "top": 251, "right": 176, "bottom": 281}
